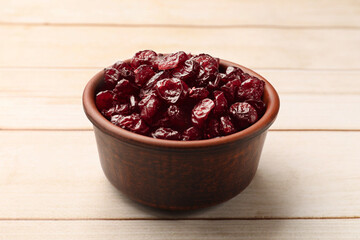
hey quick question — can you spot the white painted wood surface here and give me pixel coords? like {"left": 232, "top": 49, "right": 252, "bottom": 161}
{"left": 1, "top": 0, "right": 359, "bottom": 238}
{"left": 0, "top": 220, "right": 359, "bottom": 240}
{"left": 1, "top": 0, "right": 359, "bottom": 27}
{"left": 1, "top": 26, "right": 360, "bottom": 69}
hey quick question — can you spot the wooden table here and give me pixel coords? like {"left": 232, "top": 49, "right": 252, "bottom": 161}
{"left": 1, "top": 1, "right": 360, "bottom": 239}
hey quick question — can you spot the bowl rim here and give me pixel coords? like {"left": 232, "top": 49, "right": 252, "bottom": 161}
{"left": 83, "top": 58, "right": 280, "bottom": 148}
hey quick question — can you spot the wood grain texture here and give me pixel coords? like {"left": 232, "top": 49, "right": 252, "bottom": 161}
{"left": 1, "top": 94, "right": 359, "bottom": 130}
{"left": 0, "top": 131, "right": 359, "bottom": 219}
{"left": 1, "top": 0, "right": 360, "bottom": 27}
{"left": 1, "top": 26, "right": 360, "bottom": 69}
{"left": 1, "top": 69, "right": 360, "bottom": 97}
{"left": 0, "top": 220, "right": 360, "bottom": 240}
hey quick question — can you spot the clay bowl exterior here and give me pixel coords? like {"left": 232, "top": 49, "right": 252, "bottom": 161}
{"left": 83, "top": 58, "right": 280, "bottom": 210}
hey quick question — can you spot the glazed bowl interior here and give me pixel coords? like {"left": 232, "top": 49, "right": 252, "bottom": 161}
{"left": 83, "top": 59, "right": 280, "bottom": 148}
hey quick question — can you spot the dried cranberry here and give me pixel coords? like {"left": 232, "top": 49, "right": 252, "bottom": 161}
{"left": 213, "top": 91, "right": 228, "bottom": 116}
{"left": 220, "top": 79, "right": 242, "bottom": 103}
{"left": 102, "top": 68, "right": 119, "bottom": 90}
{"left": 188, "top": 87, "right": 209, "bottom": 102}
{"left": 152, "top": 111, "right": 171, "bottom": 128}
{"left": 191, "top": 98, "right": 215, "bottom": 128}
{"left": 112, "top": 61, "right": 135, "bottom": 81}
{"left": 182, "top": 127, "right": 201, "bottom": 141}
{"left": 167, "top": 105, "right": 189, "bottom": 130}
{"left": 207, "top": 73, "right": 222, "bottom": 91}
{"left": 230, "top": 102, "right": 258, "bottom": 129}
{"left": 192, "top": 54, "right": 219, "bottom": 87}
{"left": 138, "top": 95, "right": 161, "bottom": 124}
{"left": 192, "top": 54, "right": 219, "bottom": 71}
{"left": 155, "top": 78, "right": 183, "bottom": 104}
{"left": 102, "top": 104, "right": 131, "bottom": 119}
{"left": 130, "top": 50, "right": 158, "bottom": 69}
{"left": 111, "top": 114, "right": 149, "bottom": 135}
{"left": 151, "top": 127, "right": 181, "bottom": 140}
{"left": 96, "top": 90, "right": 114, "bottom": 111}
{"left": 196, "top": 67, "right": 218, "bottom": 87}
{"left": 143, "top": 71, "right": 170, "bottom": 91}
{"left": 172, "top": 59, "right": 200, "bottom": 82}
{"left": 237, "top": 77, "right": 265, "bottom": 101}
{"left": 179, "top": 80, "right": 189, "bottom": 101}
{"left": 157, "top": 51, "right": 188, "bottom": 70}
{"left": 129, "top": 95, "right": 139, "bottom": 112}
{"left": 97, "top": 51, "right": 266, "bottom": 140}
{"left": 220, "top": 116, "right": 236, "bottom": 135}
{"left": 246, "top": 99, "right": 266, "bottom": 117}
{"left": 226, "top": 66, "right": 243, "bottom": 79}
{"left": 134, "top": 65, "right": 156, "bottom": 87}
{"left": 113, "top": 79, "right": 138, "bottom": 96}
{"left": 204, "top": 118, "right": 221, "bottom": 139}
{"left": 240, "top": 73, "right": 252, "bottom": 82}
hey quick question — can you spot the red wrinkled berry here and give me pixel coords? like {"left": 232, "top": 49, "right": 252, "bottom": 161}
{"left": 152, "top": 111, "right": 171, "bottom": 128}
{"left": 102, "top": 104, "right": 131, "bottom": 119}
{"left": 134, "top": 65, "right": 156, "bottom": 87}
{"left": 172, "top": 59, "right": 200, "bottom": 82}
{"left": 188, "top": 87, "right": 209, "bottom": 102}
{"left": 138, "top": 94, "right": 161, "bottom": 124}
{"left": 225, "top": 66, "right": 243, "bottom": 80}
{"left": 151, "top": 127, "right": 181, "bottom": 140}
{"left": 192, "top": 54, "right": 219, "bottom": 71}
{"left": 237, "top": 77, "right": 265, "bottom": 101}
{"left": 167, "top": 105, "right": 189, "bottom": 130}
{"left": 129, "top": 95, "right": 139, "bottom": 112}
{"left": 220, "top": 116, "right": 236, "bottom": 135}
{"left": 191, "top": 98, "right": 215, "bottom": 128}
{"left": 111, "top": 114, "right": 149, "bottom": 135}
{"left": 182, "top": 127, "right": 201, "bottom": 141}
{"left": 131, "top": 50, "right": 158, "bottom": 69}
{"left": 246, "top": 99, "right": 266, "bottom": 117}
{"left": 98, "top": 51, "right": 266, "bottom": 140}
{"left": 112, "top": 61, "right": 135, "bottom": 81}
{"left": 196, "top": 66, "right": 217, "bottom": 87}
{"left": 114, "top": 79, "right": 138, "bottom": 96}
{"left": 230, "top": 102, "right": 258, "bottom": 129}
{"left": 207, "top": 73, "right": 222, "bottom": 91}
{"left": 213, "top": 91, "right": 228, "bottom": 116}
{"left": 240, "top": 73, "right": 252, "bottom": 82}
{"left": 155, "top": 78, "right": 183, "bottom": 104}
{"left": 158, "top": 51, "right": 188, "bottom": 70}
{"left": 102, "top": 68, "right": 119, "bottom": 90}
{"left": 220, "top": 79, "right": 242, "bottom": 103}
{"left": 204, "top": 118, "right": 221, "bottom": 139}
{"left": 96, "top": 90, "right": 114, "bottom": 111}
{"left": 143, "top": 71, "right": 170, "bottom": 91}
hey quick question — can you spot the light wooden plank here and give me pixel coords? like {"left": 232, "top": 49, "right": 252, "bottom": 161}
{"left": 0, "top": 131, "right": 359, "bottom": 219}
{"left": 1, "top": 26, "right": 360, "bottom": 69}
{"left": 1, "top": 0, "right": 360, "bottom": 27}
{"left": 1, "top": 69, "right": 360, "bottom": 97}
{"left": 1, "top": 94, "right": 359, "bottom": 130}
{"left": 0, "top": 220, "right": 360, "bottom": 240}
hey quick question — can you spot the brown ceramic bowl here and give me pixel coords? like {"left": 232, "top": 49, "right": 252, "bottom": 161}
{"left": 83, "top": 58, "right": 280, "bottom": 210}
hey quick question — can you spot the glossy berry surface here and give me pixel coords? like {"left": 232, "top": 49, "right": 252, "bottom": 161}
{"left": 230, "top": 102, "right": 258, "bottom": 130}
{"left": 96, "top": 51, "right": 266, "bottom": 140}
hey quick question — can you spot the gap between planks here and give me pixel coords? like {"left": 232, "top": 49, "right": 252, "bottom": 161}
{"left": 1, "top": 22, "right": 360, "bottom": 30}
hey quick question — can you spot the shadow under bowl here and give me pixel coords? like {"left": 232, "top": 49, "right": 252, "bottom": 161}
{"left": 83, "top": 58, "right": 280, "bottom": 210}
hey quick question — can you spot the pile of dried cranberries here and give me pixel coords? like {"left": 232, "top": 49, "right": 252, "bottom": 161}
{"left": 96, "top": 50, "right": 266, "bottom": 140}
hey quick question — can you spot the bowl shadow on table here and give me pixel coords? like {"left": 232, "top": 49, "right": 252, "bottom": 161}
{"left": 110, "top": 150, "right": 295, "bottom": 222}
